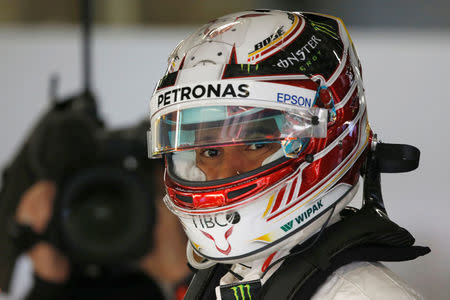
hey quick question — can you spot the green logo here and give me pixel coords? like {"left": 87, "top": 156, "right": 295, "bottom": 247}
{"left": 280, "top": 200, "right": 323, "bottom": 232}
{"left": 230, "top": 284, "right": 252, "bottom": 300}
{"left": 280, "top": 220, "right": 293, "bottom": 232}
{"left": 310, "top": 21, "right": 339, "bottom": 39}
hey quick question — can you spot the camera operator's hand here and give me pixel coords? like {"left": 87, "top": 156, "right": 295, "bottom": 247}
{"left": 139, "top": 200, "right": 191, "bottom": 285}
{"left": 15, "top": 181, "right": 70, "bottom": 283}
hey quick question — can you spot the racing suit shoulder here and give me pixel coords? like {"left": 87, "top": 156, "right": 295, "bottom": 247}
{"left": 311, "top": 261, "right": 424, "bottom": 300}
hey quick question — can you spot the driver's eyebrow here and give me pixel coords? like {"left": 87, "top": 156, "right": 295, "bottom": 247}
{"left": 245, "top": 119, "right": 280, "bottom": 139}
{"left": 195, "top": 126, "right": 223, "bottom": 144}
{"left": 193, "top": 116, "right": 282, "bottom": 145}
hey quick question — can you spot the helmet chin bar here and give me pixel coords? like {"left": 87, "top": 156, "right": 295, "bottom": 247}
{"left": 362, "top": 138, "right": 420, "bottom": 215}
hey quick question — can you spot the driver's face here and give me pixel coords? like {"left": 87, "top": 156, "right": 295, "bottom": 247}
{"left": 195, "top": 143, "right": 280, "bottom": 181}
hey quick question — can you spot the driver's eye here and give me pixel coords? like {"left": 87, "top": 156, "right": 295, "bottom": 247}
{"left": 201, "top": 148, "right": 220, "bottom": 158}
{"left": 248, "top": 143, "right": 265, "bottom": 150}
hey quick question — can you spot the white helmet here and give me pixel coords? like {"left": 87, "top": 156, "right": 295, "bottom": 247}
{"left": 148, "top": 9, "right": 371, "bottom": 266}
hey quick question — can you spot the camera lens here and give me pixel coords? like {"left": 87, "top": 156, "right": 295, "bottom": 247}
{"left": 65, "top": 183, "right": 131, "bottom": 245}
{"left": 58, "top": 167, "right": 154, "bottom": 264}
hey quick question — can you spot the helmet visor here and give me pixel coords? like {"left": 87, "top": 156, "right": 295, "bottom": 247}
{"left": 149, "top": 105, "right": 327, "bottom": 157}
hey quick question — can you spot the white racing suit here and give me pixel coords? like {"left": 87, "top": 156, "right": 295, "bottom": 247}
{"left": 312, "top": 261, "right": 423, "bottom": 299}
{"left": 215, "top": 259, "right": 424, "bottom": 299}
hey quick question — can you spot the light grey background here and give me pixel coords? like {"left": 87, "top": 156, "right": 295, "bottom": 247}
{"left": 0, "top": 26, "right": 449, "bottom": 299}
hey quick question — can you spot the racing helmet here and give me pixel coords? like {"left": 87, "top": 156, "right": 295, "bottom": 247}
{"left": 148, "top": 9, "right": 372, "bottom": 266}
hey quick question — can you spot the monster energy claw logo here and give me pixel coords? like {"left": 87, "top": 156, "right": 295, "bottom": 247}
{"left": 221, "top": 280, "right": 261, "bottom": 300}
{"left": 230, "top": 284, "right": 252, "bottom": 300}
{"left": 310, "top": 20, "right": 339, "bottom": 39}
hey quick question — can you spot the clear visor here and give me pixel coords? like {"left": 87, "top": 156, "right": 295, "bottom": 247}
{"left": 149, "top": 105, "right": 327, "bottom": 158}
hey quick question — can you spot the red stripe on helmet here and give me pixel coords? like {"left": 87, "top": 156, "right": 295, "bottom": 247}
{"left": 285, "top": 177, "right": 298, "bottom": 206}
{"left": 270, "top": 186, "right": 286, "bottom": 214}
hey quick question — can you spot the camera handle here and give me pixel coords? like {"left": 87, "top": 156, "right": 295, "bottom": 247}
{"left": 5, "top": 218, "right": 50, "bottom": 254}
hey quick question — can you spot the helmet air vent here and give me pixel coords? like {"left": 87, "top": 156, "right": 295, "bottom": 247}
{"left": 227, "top": 184, "right": 257, "bottom": 200}
{"left": 176, "top": 194, "right": 193, "bottom": 204}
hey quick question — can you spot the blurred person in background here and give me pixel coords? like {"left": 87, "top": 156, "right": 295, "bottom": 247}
{"left": 0, "top": 90, "right": 191, "bottom": 299}
{"left": 0, "top": 1, "right": 195, "bottom": 296}
{"left": 14, "top": 170, "right": 190, "bottom": 300}
{"left": 147, "top": 9, "right": 430, "bottom": 299}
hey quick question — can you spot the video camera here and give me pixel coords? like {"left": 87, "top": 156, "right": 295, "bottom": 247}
{"left": 0, "top": 91, "right": 158, "bottom": 291}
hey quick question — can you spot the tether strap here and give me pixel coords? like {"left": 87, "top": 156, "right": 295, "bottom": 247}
{"left": 184, "top": 264, "right": 228, "bottom": 300}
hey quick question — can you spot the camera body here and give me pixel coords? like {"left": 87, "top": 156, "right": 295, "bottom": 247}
{"left": 0, "top": 93, "right": 158, "bottom": 289}
{"left": 47, "top": 121, "right": 156, "bottom": 265}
